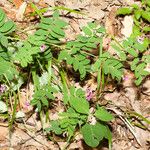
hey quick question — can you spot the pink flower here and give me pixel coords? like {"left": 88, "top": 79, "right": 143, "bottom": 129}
{"left": 137, "top": 36, "right": 144, "bottom": 44}
{"left": 123, "top": 76, "right": 129, "bottom": 81}
{"left": 86, "top": 88, "right": 93, "bottom": 101}
{"left": 0, "top": 84, "right": 7, "bottom": 95}
{"left": 24, "top": 101, "right": 30, "bottom": 109}
{"left": 40, "top": 44, "right": 46, "bottom": 52}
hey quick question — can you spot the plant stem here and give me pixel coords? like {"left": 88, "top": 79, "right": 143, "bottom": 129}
{"left": 96, "top": 38, "right": 103, "bottom": 99}
{"left": 127, "top": 111, "right": 150, "bottom": 124}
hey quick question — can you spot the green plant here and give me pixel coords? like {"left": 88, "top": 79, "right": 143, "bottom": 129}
{"left": 111, "top": 36, "right": 149, "bottom": 85}
{"left": 59, "top": 22, "right": 106, "bottom": 79}
{"left": 117, "top": 0, "right": 150, "bottom": 36}
{"left": 46, "top": 86, "right": 113, "bottom": 148}
{"left": 0, "top": 6, "right": 149, "bottom": 149}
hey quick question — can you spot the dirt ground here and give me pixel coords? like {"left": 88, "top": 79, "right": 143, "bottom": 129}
{"left": 0, "top": 0, "right": 150, "bottom": 150}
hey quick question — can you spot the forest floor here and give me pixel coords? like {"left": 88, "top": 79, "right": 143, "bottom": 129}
{"left": 0, "top": 0, "right": 150, "bottom": 150}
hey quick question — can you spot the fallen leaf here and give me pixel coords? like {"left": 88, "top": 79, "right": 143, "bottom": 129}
{"left": 13, "top": 0, "right": 23, "bottom": 9}
{"left": 121, "top": 16, "right": 133, "bottom": 38}
{"left": 16, "top": 2, "right": 27, "bottom": 21}
{"left": 105, "top": 7, "right": 117, "bottom": 36}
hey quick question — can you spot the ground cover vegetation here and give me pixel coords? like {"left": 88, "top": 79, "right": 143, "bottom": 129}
{"left": 0, "top": 0, "right": 150, "bottom": 149}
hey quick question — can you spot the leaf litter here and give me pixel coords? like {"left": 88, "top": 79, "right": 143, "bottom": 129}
{"left": 0, "top": 0, "right": 150, "bottom": 150}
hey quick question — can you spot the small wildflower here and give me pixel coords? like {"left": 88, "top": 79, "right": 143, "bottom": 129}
{"left": 24, "top": 101, "right": 30, "bottom": 109}
{"left": 0, "top": 84, "right": 7, "bottom": 95}
{"left": 86, "top": 88, "right": 93, "bottom": 101}
{"left": 137, "top": 36, "right": 144, "bottom": 44}
{"left": 123, "top": 76, "right": 129, "bottom": 81}
{"left": 40, "top": 44, "right": 46, "bottom": 52}
{"left": 25, "top": 101, "right": 30, "bottom": 107}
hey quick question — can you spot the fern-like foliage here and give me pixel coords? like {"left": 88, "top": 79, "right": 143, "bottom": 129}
{"left": 0, "top": 57, "right": 18, "bottom": 81}
{"left": 0, "top": 8, "right": 18, "bottom": 81}
{"left": 13, "top": 41, "right": 40, "bottom": 67}
{"left": 35, "top": 10, "right": 67, "bottom": 44}
{"left": 92, "top": 52, "right": 123, "bottom": 81}
{"left": 13, "top": 11, "right": 67, "bottom": 68}
{"left": 31, "top": 85, "right": 57, "bottom": 112}
{"left": 59, "top": 22, "right": 105, "bottom": 79}
{"left": 0, "top": 8, "right": 16, "bottom": 48}
{"left": 31, "top": 71, "right": 58, "bottom": 112}
{"left": 111, "top": 37, "right": 150, "bottom": 85}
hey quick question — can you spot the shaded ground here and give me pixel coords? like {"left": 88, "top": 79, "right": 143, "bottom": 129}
{"left": 0, "top": 0, "right": 150, "bottom": 150}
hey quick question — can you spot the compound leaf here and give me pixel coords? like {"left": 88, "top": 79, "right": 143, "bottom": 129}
{"left": 69, "top": 97, "right": 89, "bottom": 114}
{"left": 95, "top": 107, "right": 114, "bottom": 122}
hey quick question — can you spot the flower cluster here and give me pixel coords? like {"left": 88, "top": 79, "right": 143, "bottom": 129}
{"left": 0, "top": 84, "right": 7, "bottom": 95}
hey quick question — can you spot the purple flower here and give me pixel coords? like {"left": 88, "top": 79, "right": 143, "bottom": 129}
{"left": 25, "top": 101, "right": 30, "bottom": 107}
{"left": 123, "top": 76, "right": 129, "bottom": 81}
{"left": 86, "top": 88, "right": 93, "bottom": 101}
{"left": 137, "top": 36, "right": 144, "bottom": 44}
{"left": 0, "top": 84, "right": 7, "bottom": 95}
{"left": 40, "top": 44, "right": 46, "bottom": 52}
{"left": 24, "top": 101, "right": 30, "bottom": 109}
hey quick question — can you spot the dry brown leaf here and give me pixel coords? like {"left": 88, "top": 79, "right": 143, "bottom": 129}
{"left": 13, "top": 0, "right": 23, "bottom": 9}
{"left": 121, "top": 16, "right": 133, "bottom": 38}
{"left": 87, "top": 5, "right": 105, "bottom": 20}
{"left": 0, "top": 126, "right": 8, "bottom": 141}
{"left": 16, "top": 2, "right": 27, "bottom": 21}
{"left": 105, "top": 7, "right": 117, "bottom": 36}
{"left": 69, "top": 19, "right": 81, "bottom": 34}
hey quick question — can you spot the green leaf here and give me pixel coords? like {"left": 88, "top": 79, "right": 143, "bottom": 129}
{"left": 111, "top": 44, "right": 126, "bottom": 61}
{"left": 0, "top": 35, "right": 8, "bottom": 47}
{"left": 132, "top": 25, "right": 141, "bottom": 37}
{"left": 35, "top": 29, "right": 48, "bottom": 35}
{"left": 135, "top": 76, "right": 143, "bottom": 86}
{"left": 131, "top": 4, "right": 139, "bottom": 9}
{"left": 82, "top": 26, "right": 92, "bottom": 36}
{"left": 66, "top": 55, "right": 73, "bottom": 65}
{"left": 0, "top": 57, "right": 18, "bottom": 80}
{"left": 0, "top": 9, "right": 6, "bottom": 27}
{"left": 85, "top": 42, "right": 97, "bottom": 49}
{"left": 77, "top": 35, "right": 88, "bottom": 43}
{"left": 0, "top": 21, "right": 15, "bottom": 33}
{"left": 126, "top": 48, "right": 138, "bottom": 57}
{"left": 48, "top": 120, "right": 63, "bottom": 135}
{"left": 41, "top": 18, "right": 53, "bottom": 24}
{"left": 54, "top": 19, "right": 68, "bottom": 28}
{"left": 53, "top": 10, "right": 60, "bottom": 18}
{"left": 51, "top": 26, "right": 65, "bottom": 36}
{"left": 58, "top": 51, "right": 68, "bottom": 60}
{"left": 134, "top": 10, "right": 142, "bottom": 20}
{"left": 92, "top": 59, "right": 101, "bottom": 71}
{"left": 81, "top": 123, "right": 106, "bottom": 147}
{"left": 96, "top": 27, "right": 106, "bottom": 33}
{"left": 102, "top": 58, "right": 123, "bottom": 81}
{"left": 142, "top": 55, "right": 150, "bottom": 63}
{"left": 135, "top": 63, "right": 146, "bottom": 78}
{"left": 142, "top": 11, "right": 150, "bottom": 22}
{"left": 131, "top": 58, "right": 139, "bottom": 71}
{"left": 69, "top": 97, "right": 89, "bottom": 114}
{"left": 41, "top": 97, "right": 49, "bottom": 106}
{"left": 146, "top": 1, "right": 150, "bottom": 7}
{"left": 73, "top": 59, "right": 79, "bottom": 71}
{"left": 50, "top": 30, "right": 63, "bottom": 39}
{"left": 37, "top": 101, "right": 42, "bottom": 112}
{"left": 30, "top": 98, "right": 38, "bottom": 106}
{"left": 95, "top": 107, "right": 114, "bottom": 122}
{"left": 143, "top": 26, "right": 150, "bottom": 32}
{"left": 117, "top": 7, "right": 133, "bottom": 15}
